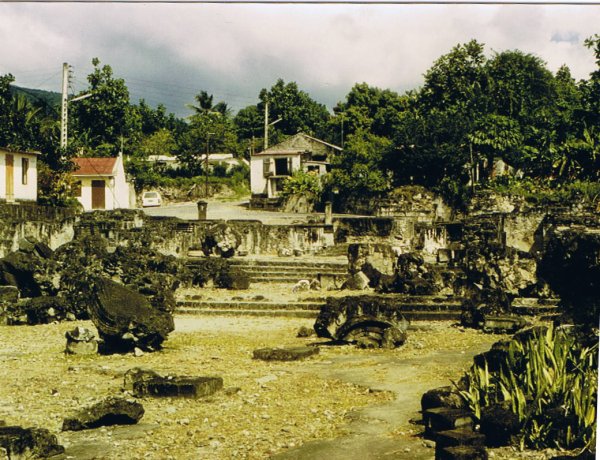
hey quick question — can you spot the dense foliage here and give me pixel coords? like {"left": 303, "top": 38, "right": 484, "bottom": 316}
{"left": 1, "top": 35, "right": 599, "bottom": 206}
{"left": 459, "top": 326, "right": 597, "bottom": 450}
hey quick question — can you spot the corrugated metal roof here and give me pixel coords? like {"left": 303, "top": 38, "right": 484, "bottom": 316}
{"left": 72, "top": 157, "right": 117, "bottom": 176}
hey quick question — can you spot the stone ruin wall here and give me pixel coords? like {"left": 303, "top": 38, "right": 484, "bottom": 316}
{"left": 0, "top": 204, "right": 77, "bottom": 258}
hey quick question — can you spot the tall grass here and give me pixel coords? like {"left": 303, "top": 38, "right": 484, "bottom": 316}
{"left": 458, "top": 326, "right": 598, "bottom": 450}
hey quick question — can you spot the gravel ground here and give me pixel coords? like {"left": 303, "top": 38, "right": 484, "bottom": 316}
{"left": 0, "top": 316, "right": 570, "bottom": 459}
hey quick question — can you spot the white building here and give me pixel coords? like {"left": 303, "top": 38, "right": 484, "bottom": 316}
{"left": 250, "top": 133, "right": 341, "bottom": 199}
{"left": 71, "top": 155, "right": 134, "bottom": 211}
{"left": 0, "top": 147, "right": 39, "bottom": 203}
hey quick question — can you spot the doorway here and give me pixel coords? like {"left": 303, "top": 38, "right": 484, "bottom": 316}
{"left": 91, "top": 180, "right": 106, "bottom": 209}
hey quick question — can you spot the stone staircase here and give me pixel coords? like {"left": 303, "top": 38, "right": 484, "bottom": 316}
{"left": 176, "top": 294, "right": 464, "bottom": 321}
{"left": 226, "top": 257, "right": 349, "bottom": 284}
{"left": 510, "top": 297, "right": 560, "bottom": 321}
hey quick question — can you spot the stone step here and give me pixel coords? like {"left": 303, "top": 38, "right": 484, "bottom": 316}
{"left": 178, "top": 299, "right": 462, "bottom": 312}
{"left": 231, "top": 266, "right": 348, "bottom": 275}
{"left": 510, "top": 298, "right": 560, "bottom": 317}
{"left": 176, "top": 307, "right": 462, "bottom": 321}
{"left": 178, "top": 300, "right": 324, "bottom": 310}
{"left": 423, "top": 407, "right": 474, "bottom": 438}
{"left": 177, "top": 308, "right": 317, "bottom": 318}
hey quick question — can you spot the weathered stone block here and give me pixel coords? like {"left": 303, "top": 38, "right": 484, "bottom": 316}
{"left": 421, "top": 386, "right": 465, "bottom": 412}
{"left": 65, "top": 326, "right": 98, "bottom": 355}
{"left": 133, "top": 376, "right": 223, "bottom": 398}
{"left": 435, "top": 428, "right": 486, "bottom": 455}
{"left": 62, "top": 397, "right": 144, "bottom": 431}
{"left": 479, "top": 404, "right": 520, "bottom": 447}
{"left": 481, "top": 315, "right": 528, "bottom": 334}
{"left": 253, "top": 346, "right": 319, "bottom": 361}
{"left": 0, "top": 426, "right": 64, "bottom": 458}
{"left": 424, "top": 407, "right": 474, "bottom": 437}
{"left": 437, "top": 445, "right": 488, "bottom": 460}
{"left": 123, "top": 367, "right": 162, "bottom": 391}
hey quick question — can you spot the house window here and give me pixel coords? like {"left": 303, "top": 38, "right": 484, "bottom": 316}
{"left": 275, "top": 158, "right": 292, "bottom": 176}
{"left": 72, "top": 181, "right": 82, "bottom": 197}
{"left": 21, "top": 158, "right": 29, "bottom": 185}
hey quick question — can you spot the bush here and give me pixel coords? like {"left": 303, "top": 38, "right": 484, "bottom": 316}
{"left": 458, "top": 326, "right": 598, "bottom": 450}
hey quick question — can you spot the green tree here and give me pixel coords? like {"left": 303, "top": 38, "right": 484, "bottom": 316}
{"left": 71, "top": 58, "right": 141, "bottom": 156}
{"left": 258, "top": 79, "right": 330, "bottom": 143}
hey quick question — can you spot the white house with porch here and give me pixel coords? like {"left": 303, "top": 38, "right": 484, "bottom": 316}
{"left": 71, "top": 155, "right": 133, "bottom": 211}
{"left": 0, "top": 147, "right": 39, "bottom": 203}
{"left": 250, "top": 133, "right": 341, "bottom": 199}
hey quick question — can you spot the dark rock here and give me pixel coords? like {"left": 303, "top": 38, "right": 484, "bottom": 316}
{"left": 473, "top": 348, "right": 509, "bottom": 373}
{"left": 62, "top": 397, "right": 144, "bottom": 431}
{"left": 341, "top": 271, "right": 370, "bottom": 290}
{"left": 18, "top": 238, "right": 36, "bottom": 254}
{"left": 21, "top": 296, "right": 70, "bottom": 325}
{"left": 34, "top": 241, "right": 54, "bottom": 259}
{"left": 0, "top": 286, "right": 19, "bottom": 304}
{"left": 253, "top": 346, "right": 319, "bottom": 361}
{"left": 214, "top": 267, "right": 250, "bottom": 290}
{"left": 538, "top": 228, "right": 600, "bottom": 328}
{"left": 437, "top": 445, "right": 488, "bottom": 460}
{"left": 0, "top": 426, "right": 65, "bottom": 458}
{"left": 297, "top": 326, "right": 316, "bottom": 338}
{"left": 0, "top": 251, "right": 42, "bottom": 297}
{"left": 133, "top": 376, "right": 223, "bottom": 398}
{"left": 424, "top": 407, "right": 474, "bottom": 438}
{"left": 88, "top": 277, "right": 174, "bottom": 354}
{"left": 65, "top": 326, "right": 98, "bottom": 355}
{"left": 481, "top": 315, "right": 529, "bottom": 333}
{"left": 123, "top": 367, "right": 162, "bottom": 391}
{"left": 479, "top": 404, "right": 520, "bottom": 447}
{"left": 422, "top": 386, "right": 465, "bottom": 412}
{"left": 435, "top": 427, "right": 486, "bottom": 458}
{"left": 315, "top": 295, "right": 409, "bottom": 348}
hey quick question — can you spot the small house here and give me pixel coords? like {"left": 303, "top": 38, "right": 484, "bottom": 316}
{"left": 250, "top": 133, "right": 341, "bottom": 199}
{"left": 71, "top": 155, "right": 133, "bottom": 211}
{"left": 0, "top": 147, "right": 39, "bottom": 203}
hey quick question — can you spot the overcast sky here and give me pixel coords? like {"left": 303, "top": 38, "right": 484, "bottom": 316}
{"left": 1, "top": 2, "right": 599, "bottom": 116}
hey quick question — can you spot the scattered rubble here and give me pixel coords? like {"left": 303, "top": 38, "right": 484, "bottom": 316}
{"left": 62, "top": 397, "right": 144, "bottom": 431}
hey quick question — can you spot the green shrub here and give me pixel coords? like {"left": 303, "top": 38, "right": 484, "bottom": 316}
{"left": 281, "top": 170, "right": 321, "bottom": 198}
{"left": 458, "top": 326, "right": 598, "bottom": 450}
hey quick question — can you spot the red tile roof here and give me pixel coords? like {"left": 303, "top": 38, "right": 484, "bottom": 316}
{"left": 72, "top": 157, "right": 117, "bottom": 176}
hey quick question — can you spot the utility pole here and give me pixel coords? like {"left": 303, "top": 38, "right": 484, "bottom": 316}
{"left": 59, "top": 63, "right": 91, "bottom": 150}
{"left": 60, "top": 63, "right": 69, "bottom": 149}
{"left": 205, "top": 132, "right": 215, "bottom": 197}
{"left": 263, "top": 100, "right": 269, "bottom": 151}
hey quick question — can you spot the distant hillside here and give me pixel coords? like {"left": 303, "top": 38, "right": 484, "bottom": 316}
{"left": 10, "top": 85, "right": 61, "bottom": 112}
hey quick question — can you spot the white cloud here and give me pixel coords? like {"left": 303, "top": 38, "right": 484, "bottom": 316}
{"left": 0, "top": 3, "right": 598, "bottom": 114}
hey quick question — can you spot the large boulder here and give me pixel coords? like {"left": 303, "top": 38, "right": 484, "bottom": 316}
{"left": 88, "top": 277, "right": 174, "bottom": 353}
{"left": 315, "top": 295, "right": 409, "bottom": 348}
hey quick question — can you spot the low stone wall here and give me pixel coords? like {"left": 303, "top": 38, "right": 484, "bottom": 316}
{"left": 73, "top": 211, "right": 335, "bottom": 257}
{"left": 0, "top": 203, "right": 77, "bottom": 257}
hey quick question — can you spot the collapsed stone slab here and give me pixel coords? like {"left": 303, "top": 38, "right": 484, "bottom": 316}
{"left": 315, "top": 296, "right": 409, "bottom": 348}
{"left": 62, "top": 397, "right": 144, "bottom": 431}
{"left": 88, "top": 278, "right": 174, "bottom": 354}
{"left": 133, "top": 376, "right": 223, "bottom": 399}
{"left": 253, "top": 346, "right": 319, "bottom": 361}
{"left": 0, "top": 425, "right": 64, "bottom": 458}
